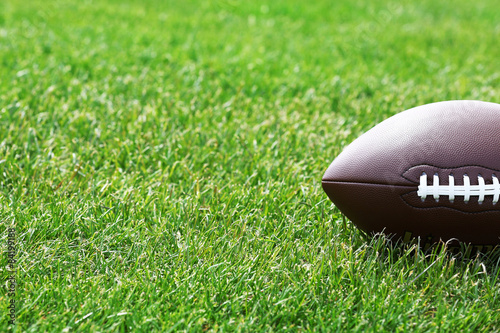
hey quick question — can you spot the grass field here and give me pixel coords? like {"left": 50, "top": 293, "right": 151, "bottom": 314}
{"left": 1, "top": 0, "right": 500, "bottom": 331}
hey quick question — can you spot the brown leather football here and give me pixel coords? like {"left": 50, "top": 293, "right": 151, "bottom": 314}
{"left": 322, "top": 100, "right": 500, "bottom": 250}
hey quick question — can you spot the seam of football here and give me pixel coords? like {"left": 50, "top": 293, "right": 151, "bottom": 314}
{"left": 401, "top": 163, "right": 500, "bottom": 184}
{"left": 321, "top": 180, "right": 416, "bottom": 188}
{"left": 400, "top": 191, "right": 500, "bottom": 214}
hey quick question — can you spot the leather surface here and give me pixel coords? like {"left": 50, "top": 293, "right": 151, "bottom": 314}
{"left": 322, "top": 100, "right": 500, "bottom": 245}
{"left": 322, "top": 100, "right": 500, "bottom": 185}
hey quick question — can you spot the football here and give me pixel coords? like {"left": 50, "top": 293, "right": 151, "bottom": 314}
{"left": 322, "top": 100, "right": 500, "bottom": 250}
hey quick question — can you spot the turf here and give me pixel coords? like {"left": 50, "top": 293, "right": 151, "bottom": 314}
{"left": 1, "top": 0, "right": 500, "bottom": 331}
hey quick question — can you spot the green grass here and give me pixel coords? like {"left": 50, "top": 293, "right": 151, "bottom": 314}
{"left": 1, "top": 0, "right": 500, "bottom": 331}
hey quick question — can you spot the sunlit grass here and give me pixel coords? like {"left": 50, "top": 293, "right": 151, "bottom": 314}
{"left": 0, "top": 0, "right": 500, "bottom": 331}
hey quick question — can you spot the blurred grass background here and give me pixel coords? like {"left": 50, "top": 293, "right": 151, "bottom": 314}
{"left": 0, "top": 0, "right": 499, "bottom": 331}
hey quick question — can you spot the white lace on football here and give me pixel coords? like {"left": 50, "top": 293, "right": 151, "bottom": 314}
{"left": 417, "top": 172, "right": 500, "bottom": 204}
